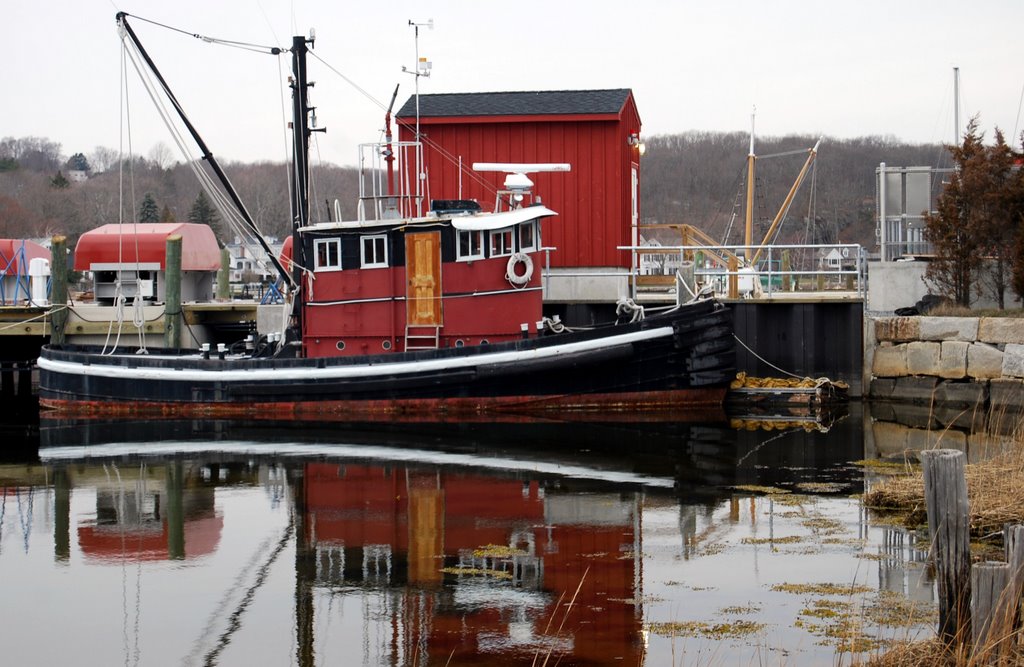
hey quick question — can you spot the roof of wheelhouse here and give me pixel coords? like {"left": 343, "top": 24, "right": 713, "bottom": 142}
{"left": 395, "top": 89, "right": 633, "bottom": 119}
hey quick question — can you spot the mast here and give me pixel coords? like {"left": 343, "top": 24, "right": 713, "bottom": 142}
{"left": 744, "top": 108, "right": 756, "bottom": 258}
{"left": 115, "top": 12, "right": 294, "bottom": 289}
{"left": 953, "top": 66, "right": 960, "bottom": 146}
{"left": 384, "top": 84, "right": 400, "bottom": 197}
{"left": 287, "top": 33, "right": 324, "bottom": 346}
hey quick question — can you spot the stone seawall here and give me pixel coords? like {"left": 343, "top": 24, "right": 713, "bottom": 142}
{"left": 867, "top": 316, "right": 1024, "bottom": 413}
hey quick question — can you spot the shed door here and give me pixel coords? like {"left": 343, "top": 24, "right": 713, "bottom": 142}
{"left": 405, "top": 231, "right": 442, "bottom": 326}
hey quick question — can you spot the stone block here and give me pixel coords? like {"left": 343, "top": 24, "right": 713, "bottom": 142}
{"left": 869, "top": 378, "right": 896, "bottom": 399}
{"left": 967, "top": 342, "right": 1004, "bottom": 379}
{"left": 893, "top": 376, "right": 939, "bottom": 404}
{"left": 979, "top": 318, "right": 1024, "bottom": 344}
{"left": 933, "top": 380, "right": 987, "bottom": 410}
{"left": 937, "top": 341, "right": 968, "bottom": 379}
{"left": 874, "top": 317, "right": 920, "bottom": 343}
{"left": 906, "top": 341, "right": 941, "bottom": 376}
{"left": 919, "top": 316, "right": 979, "bottom": 342}
{"left": 1001, "top": 344, "right": 1024, "bottom": 378}
{"left": 990, "top": 378, "right": 1024, "bottom": 412}
{"left": 872, "top": 344, "right": 907, "bottom": 377}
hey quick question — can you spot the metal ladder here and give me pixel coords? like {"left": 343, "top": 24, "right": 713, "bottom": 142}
{"left": 404, "top": 325, "right": 441, "bottom": 351}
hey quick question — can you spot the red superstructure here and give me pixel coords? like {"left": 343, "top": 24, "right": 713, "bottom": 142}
{"left": 396, "top": 90, "right": 643, "bottom": 270}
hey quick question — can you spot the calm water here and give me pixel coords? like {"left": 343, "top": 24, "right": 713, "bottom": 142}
{"left": 0, "top": 404, "right": 940, "bottom": 666}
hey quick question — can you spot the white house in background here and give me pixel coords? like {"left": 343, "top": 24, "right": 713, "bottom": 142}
{"left": 66, "top": 170, "right": 88, "bottom": 184}
{"left": 225, "top": 236, "right": 284, "bottom": 285}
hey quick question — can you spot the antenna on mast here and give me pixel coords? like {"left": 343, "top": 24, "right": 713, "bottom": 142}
{"left": 401, "top": 19, "right": 433, "bottom": 217}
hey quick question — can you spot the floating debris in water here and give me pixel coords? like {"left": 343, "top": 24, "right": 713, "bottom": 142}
{"left": 647, "top": 619, "right": 766, "bottom": 639}
{"left": 733, "top": 484, "right": 791, "bottom": 495}
{"left": 771, "top": 582, "right": 872, "bottom": 596}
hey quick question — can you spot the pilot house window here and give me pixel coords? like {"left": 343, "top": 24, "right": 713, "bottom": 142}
{"left": 457, "top": 229, "right": 485, "bottom": 261}
{"left": 361, "top": 235, "right": 388, "bottom": 268}
{"left": 314, "top": 238, "right": 341, "bottom": 271}
{"left": 489, "top": 228, "right": 514, "bottom": 257}
{"left": 518, "top": 221, "right": 538, "bottom": 252}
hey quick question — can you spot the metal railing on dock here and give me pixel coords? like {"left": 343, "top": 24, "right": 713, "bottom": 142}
{"left": 618, "top": 242, "right": 867, "bottom": 301}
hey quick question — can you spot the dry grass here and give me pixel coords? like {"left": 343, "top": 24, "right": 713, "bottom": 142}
{"left": 925, "top": 304, "right": 1024, "bottom": 318}
{"left": 864, "top": 453, "right": 1024, "bottom": 538}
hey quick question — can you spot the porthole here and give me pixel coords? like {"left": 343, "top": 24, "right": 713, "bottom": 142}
{"left": 454, "top": 339, "right": 465, "bottom": 348}
{"left": 382, "top": 340, "right": 392, "bottom": 351}
{"left": 480, "top": 339, "right": 489, "bottom": 345}
{"left": 336, "top": 340, "right": 346, "bottom": 351}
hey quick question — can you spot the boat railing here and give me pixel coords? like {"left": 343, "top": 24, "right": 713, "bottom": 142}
{"left": 619, "top": 243, "right": 867, "bottom": 300}
{"left": 356, "top": 140, "right": 426, "bottom": 221}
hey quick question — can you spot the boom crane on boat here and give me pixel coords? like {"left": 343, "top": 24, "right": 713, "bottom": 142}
{"left": 114, "top": 12, "right": 296, "bottom": 291}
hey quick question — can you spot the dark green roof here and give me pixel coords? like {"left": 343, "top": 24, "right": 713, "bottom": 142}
{"left": 396, "top": 89, "right": 632, "bottom": 118}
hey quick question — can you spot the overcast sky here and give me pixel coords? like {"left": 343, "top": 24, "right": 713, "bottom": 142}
{"left": 4, "top": 0, "right": 1023, "bottom": 167}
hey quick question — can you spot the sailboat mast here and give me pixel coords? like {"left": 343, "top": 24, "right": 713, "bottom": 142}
{"left": 953, "top": 66, "right": 960, "bottom": 145}
{"left": 744, "top": 108, "right": 756, "bottom": 256}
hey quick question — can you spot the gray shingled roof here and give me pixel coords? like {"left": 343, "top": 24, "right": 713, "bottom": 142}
{"left": 395, "top": 89, "right": 631, "bottom": 118}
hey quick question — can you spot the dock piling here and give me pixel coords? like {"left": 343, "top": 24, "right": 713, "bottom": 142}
{"left": 50, "top": 235, "right": 68, "bottom": 346}
{"left": 921, "top": 448, "right": 972, "bottom": 645}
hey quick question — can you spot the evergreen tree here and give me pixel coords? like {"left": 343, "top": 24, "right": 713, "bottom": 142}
{"left": 66, "top": 152, "right": 90, "bottom": 172}
{"left": 50, "top": 171, "right": 69, "bottom": 189}
{"left": 160, "top": 204, "right": 175, "bottom": 222}
{"left": 188, "top": 190, "right": 222, "bottom": 240}
{"left": 138, "top": 192, "right": 160, "bottom": 223}
{"left": 924, "top": 119, "right": 987, "bottom": 307}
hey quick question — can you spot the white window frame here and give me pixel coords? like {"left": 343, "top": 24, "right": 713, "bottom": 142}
{"left": 489, "top": 227, "right": 515, "bottom": 258}
{"left": 518, "top": 221, "right": 538, "bottom": 252}
{"left": 314, "top": 238, "right": 342, "bottom": 272}
{"left": 457, "top": 229, "right": 485, "bottom": 261}
{"left": 360, "top": 234, "right": 388, "bottom": 268}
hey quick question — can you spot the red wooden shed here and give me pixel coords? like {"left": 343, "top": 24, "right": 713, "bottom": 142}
{"left": 395, "top": 89, "right": 643, "bottom": 274}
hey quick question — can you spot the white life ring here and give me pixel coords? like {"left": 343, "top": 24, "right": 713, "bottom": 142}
{"left": 505, "top": 252, "right": 533, "bottom": 286}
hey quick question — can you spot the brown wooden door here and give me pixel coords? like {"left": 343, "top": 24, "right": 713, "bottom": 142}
{"left": 405, "top": 231, "right": 442, "bottom": 326}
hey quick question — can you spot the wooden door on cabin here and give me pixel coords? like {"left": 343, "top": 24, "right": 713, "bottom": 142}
{"left": 405, "top": 231, "right": 443, "bottom": 326}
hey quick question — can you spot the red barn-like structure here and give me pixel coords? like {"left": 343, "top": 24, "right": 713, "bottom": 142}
{"left": 396, "top": 89, "right": 643, "bottom": 311}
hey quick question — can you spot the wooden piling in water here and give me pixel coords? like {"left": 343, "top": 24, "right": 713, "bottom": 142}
{"left": 972, "top": 561, "right": 1014, "bottom": 662}
{"left": 164, "top": 235, "right": 182, "bottom": 349}
{"left": 50, "top": 235, "right": 68, "bottom": 346}
{"left": 921, "top": 448, "right": 972, "bottom": 645}
{"left": 1006, "top": 524, "right": 1024, "bottom": 632}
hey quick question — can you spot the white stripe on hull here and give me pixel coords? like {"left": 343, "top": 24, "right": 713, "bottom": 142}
{"left": 39, "top": 326, "right": 675, "bottom": 384}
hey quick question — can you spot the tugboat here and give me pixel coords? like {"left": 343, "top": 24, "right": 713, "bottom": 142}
{"left": 37, "top": 13, "right": 735, "bottom": 418}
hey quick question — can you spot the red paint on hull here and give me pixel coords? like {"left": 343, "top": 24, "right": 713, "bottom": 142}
{"left": 39, "top": 387, "right": 727, "bottom": 420}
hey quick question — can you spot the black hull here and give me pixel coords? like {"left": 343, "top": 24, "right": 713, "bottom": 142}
{"left": 38, "top": 299, "right": 735, "bottom": 416}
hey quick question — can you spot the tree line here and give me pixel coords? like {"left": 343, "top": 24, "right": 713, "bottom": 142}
{"left": 0, "top": 137, "right": 358, "bottom": 246}
{"left": 1, "top": 133, "right": 949, "bottom": 251}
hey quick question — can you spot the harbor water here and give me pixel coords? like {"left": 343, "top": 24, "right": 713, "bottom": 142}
{"left": 0, "top": 403, "right": 948, "bottom": 665}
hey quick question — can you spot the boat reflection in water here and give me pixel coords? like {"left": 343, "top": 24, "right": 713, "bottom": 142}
{"left": 1, "top": 411, "right": 869, "bottom": 665}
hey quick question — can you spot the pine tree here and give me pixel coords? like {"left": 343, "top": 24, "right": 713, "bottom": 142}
{"left": 66, "top": 152, "right": 90, "bottom": 172}
{"left": 160, "top": 205, "right": 175, "bottom": 222}
{"left": 188, "top": 190, "right": 222, "bottom": 240}
{"left": 50, "top": 171, "right": 69, "bottom": 189}
{"left": 138, "top": 193, "right": 160, "bottom": 223}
